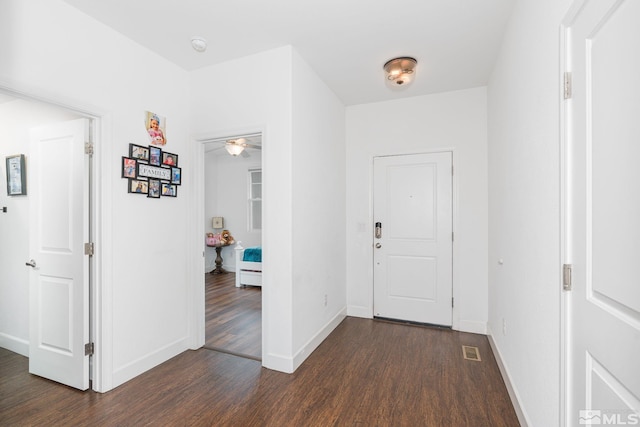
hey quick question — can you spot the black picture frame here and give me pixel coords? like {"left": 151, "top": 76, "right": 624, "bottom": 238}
{"left": 6, "top": 154, "right": 27, "bottom": 196}
{"left": 161, "top": 151, "right": 178, "bottom": 167}
{"left": 129, "top": 143, "right": 150, "bottom": 162}
{"left": 128, "top": 179, "right": 149, "bottom": 194}
{"left": 161, "top": 183, "right": 177, "bottom": 197}
{"left": 170, "top": 167, "right": 182, "bottom": 185}
{"left": 149, "top": 146, "right": 162, "bottom": 166}
{"left": 122, "top": 157, "right": 137, "bottom": 179}
{"left": 147, "top": 178, "right": 161, "bottom": 198}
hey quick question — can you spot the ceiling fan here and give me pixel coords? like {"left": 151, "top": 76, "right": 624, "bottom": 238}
{"left": 205, "top": 134, "right": 262, "bottom": 157}
{"left": 224, "top": 138, "right": 261, "bottom": 157}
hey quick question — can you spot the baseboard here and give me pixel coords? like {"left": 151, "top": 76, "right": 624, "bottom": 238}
{"left": 111, "top": 337, "right": 189, "bottom": 389}
{"left": 456, "top": 319, "right": 487, "bottom": 335}
{"left": 0, "top": 332, "right": 29, "bottom": 357}
{"left": 263, "top": 308, "right": 347, "bottom": 374}
{"left": 346, "top": 305, "right": 372, "bottom": 319}
{"left": 262, "top": 352, "right": 294, "bottom": 373}
{"left": 487, "top": 329, "right": 530, "bottom": 427}
{"left": 292, "top": 308, "right": 347, "bottom": 371}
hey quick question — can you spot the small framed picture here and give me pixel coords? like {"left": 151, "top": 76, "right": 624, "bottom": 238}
{"left": 149, "top": 146, "right": 162, "bottom": 166}
{"left": 129, "top": 144, "right": 149, "bottom": 162}
{"left": 128, "top": 179, "right": 149, "bottom": 194}
{"left": 161, "top": 183, "right": 177, "bottom": 197}
{"left": 147, "top": 179, "right": 161, "bottom": 198}
{"left": 162, "top": 151, "right": 178, "bottom": 167}
{"left": 6, "top": 154, "right": 27, "bottom": 196}
{"left": 212, "top": 217, "right": 224, "bottom": 228}
{"left": 170, "top": 167, "right": 181, "bottom": 185}
{"left": 145, "top": 111, "right": 166, "bottom": 146}
{"left": 122, "top": 157, "right": 137, "bottom": 179}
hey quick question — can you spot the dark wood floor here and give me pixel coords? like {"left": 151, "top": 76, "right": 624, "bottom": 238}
{"left": 1, "top": 317, "right": 519, "bottom": 426}
{"left": 205, "top": 272, "right": 261, "bottom": 359}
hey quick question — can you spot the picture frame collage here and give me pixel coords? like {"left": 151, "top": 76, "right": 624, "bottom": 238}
{"left": 122, "top": 143, "right": 181, "bottom": 198}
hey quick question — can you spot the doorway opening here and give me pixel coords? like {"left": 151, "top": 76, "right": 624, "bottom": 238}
{"left": 200, "top": 133, "right": 263, "bottom": 361}
{"left": 0, "top": 89, "right": 101, "bottom": 391}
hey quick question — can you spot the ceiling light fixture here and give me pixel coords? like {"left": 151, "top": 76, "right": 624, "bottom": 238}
{"left": 191, "top": 36, "right": 207, "bottom": 53}
{"left": 383, "top": 57, "right": 417, "bottom": 87}
{"left": 225, "top": 138, "right": 246, "bottom": 156}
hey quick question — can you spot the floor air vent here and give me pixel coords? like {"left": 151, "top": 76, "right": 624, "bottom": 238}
{"left": 462, "top": 345, "right": 481, "bottom": 362}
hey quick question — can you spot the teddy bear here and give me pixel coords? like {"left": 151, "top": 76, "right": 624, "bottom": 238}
{"left": 220, "top": 229, "right": 234, "bottom": 245}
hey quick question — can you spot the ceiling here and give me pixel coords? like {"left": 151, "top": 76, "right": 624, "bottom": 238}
{"left": 62, "top": 0, "right": 515, "bottom": 106}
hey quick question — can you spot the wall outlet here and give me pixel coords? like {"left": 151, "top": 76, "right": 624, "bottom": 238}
{"left": 502, "top": 318, "right": 507, "bottom": 335}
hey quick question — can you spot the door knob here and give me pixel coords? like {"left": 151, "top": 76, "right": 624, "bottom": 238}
{"left": 25, "top": 259, "right": 37, "bottom": 268}
{"left": 375, "top": 243, "right": 382, "bottom": 249}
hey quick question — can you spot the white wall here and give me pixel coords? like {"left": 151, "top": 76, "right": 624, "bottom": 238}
{"left": 291, "top": 50, "right": 346, "bottom": 364}
{"left": 0, "top": 98, "right": 81, "bottom": 356}
{"left": 190, "top": 47, "right": 295, "bottom": 371}
{"left": 487, "top": 0, "right": 572, "bottom": 425}
{"left": 346, "top": 87, "right": 489, "bottom": 334}
{"left": 191, "top": 46, "right": 347, "bottom": 372}
{"left": 0, "top": 0, "right": 191, "bottom": 391}
{"left": 204, "top": 150, "right": 262, "bottom": 272}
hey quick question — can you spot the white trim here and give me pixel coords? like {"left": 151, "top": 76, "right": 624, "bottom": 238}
{"left": 191, "top": 125, "right": 267, "bottom": 362}
{"left": 370, "top": 148, "right": 457, "bottom": 328}
{"left": 487, "top": 329, "right": 531, "bottom": 427}
{"left": 0, "top": 333, "right": 29, "bottom": 357}
{"left": 559, "top": 1, "right": 586, "bottom": 424}
{"left": 457, "top": 320, "right": 487, "bottom": 335}
{"left": 92, "top": 112, "right": 113, "bottom": 392}
{"left": 259, "top": 308, "right": 347, "bottom": 374}
{"left": 111, "top": 337, "right": 190, "bottom": 388}
{"left": 292, "top": 309, "right": 347, "bottom": 371}
{"left": 187, "top": 138, "right": 206, "bottom": 350}
{"left": 0, "top": 83, "right": 110, "bottom": 393}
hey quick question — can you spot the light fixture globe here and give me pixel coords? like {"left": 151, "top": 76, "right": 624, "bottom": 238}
{"left": 225, "top": 138, "right": 246, "bottom": 156}
{"left": 383, "top": 57, "right": 417, "bottom": 87}
{"left": 191, "top": 36, "right": 207, "bottom": 53}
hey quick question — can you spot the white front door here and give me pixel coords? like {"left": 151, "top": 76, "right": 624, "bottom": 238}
{"left": 564, "top": 0, "right": 640, "bottom": 424}
{"left": 373, "top": 152, "right": 452, "bottom": 326}
{"left": 28, "top": 118, "right": 90, "bottom": 390}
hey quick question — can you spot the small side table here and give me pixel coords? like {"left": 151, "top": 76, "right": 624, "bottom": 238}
{"left": 207, "top": 243, "right": 230, "bottom": 274}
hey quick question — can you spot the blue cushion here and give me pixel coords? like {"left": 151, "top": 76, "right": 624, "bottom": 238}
{"left": 243, "top": 247, "right": 262, "bottom": 262}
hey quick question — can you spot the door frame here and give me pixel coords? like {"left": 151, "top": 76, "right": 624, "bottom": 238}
{"left": 560, "top": 8, "right": 573, "bottom": 426}
{"left": 189, "top": 125, "right": 267, "bottom": 362}
{"left": 560, "top": 1, "right": 589, "bottom": 425}
{"left": 369, "top": 148, "right": 458, "bottom": 329}
{"left": 0, "top": 83, "right": 110, "bottom": 392}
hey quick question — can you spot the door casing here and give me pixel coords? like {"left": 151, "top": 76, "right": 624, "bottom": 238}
{"left": 369, "top": 149, "right": 458, "bottom": 328}
{"left": 0, "top": 84, "right": 108, "bottom": 392}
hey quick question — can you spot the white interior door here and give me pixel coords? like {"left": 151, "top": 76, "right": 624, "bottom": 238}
{"left": 565, "top": 0, "right": 640, "bottom": 424}
{"left": 373, "top": 152, "right": 452, "bottom": 326}
{"left": 29, "top": 118, "right": 90, "bottom": 390}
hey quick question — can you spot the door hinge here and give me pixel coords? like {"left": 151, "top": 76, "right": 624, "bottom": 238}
{"left": 563, "top": 72, "right": 572, "bottom": 99}
{"left": 84, "top": 342, "right": 94, "bottom": 356}
{"left": 452, "top": 297, "right": 454, "bottom": 308}
{"left": 563, "top": 264, "right": 572, "bottom": 291}
{"left": 84, "top": 242, "right": 94, "bottom": 256}
{"left": 85, "top": 141, "right": 94, "bottom": 156}
{"left": 452, "top": 165, "right": 454, "bottom": 176}
{"left": 452, "top": 232, "right": 454, "bottom": 242}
